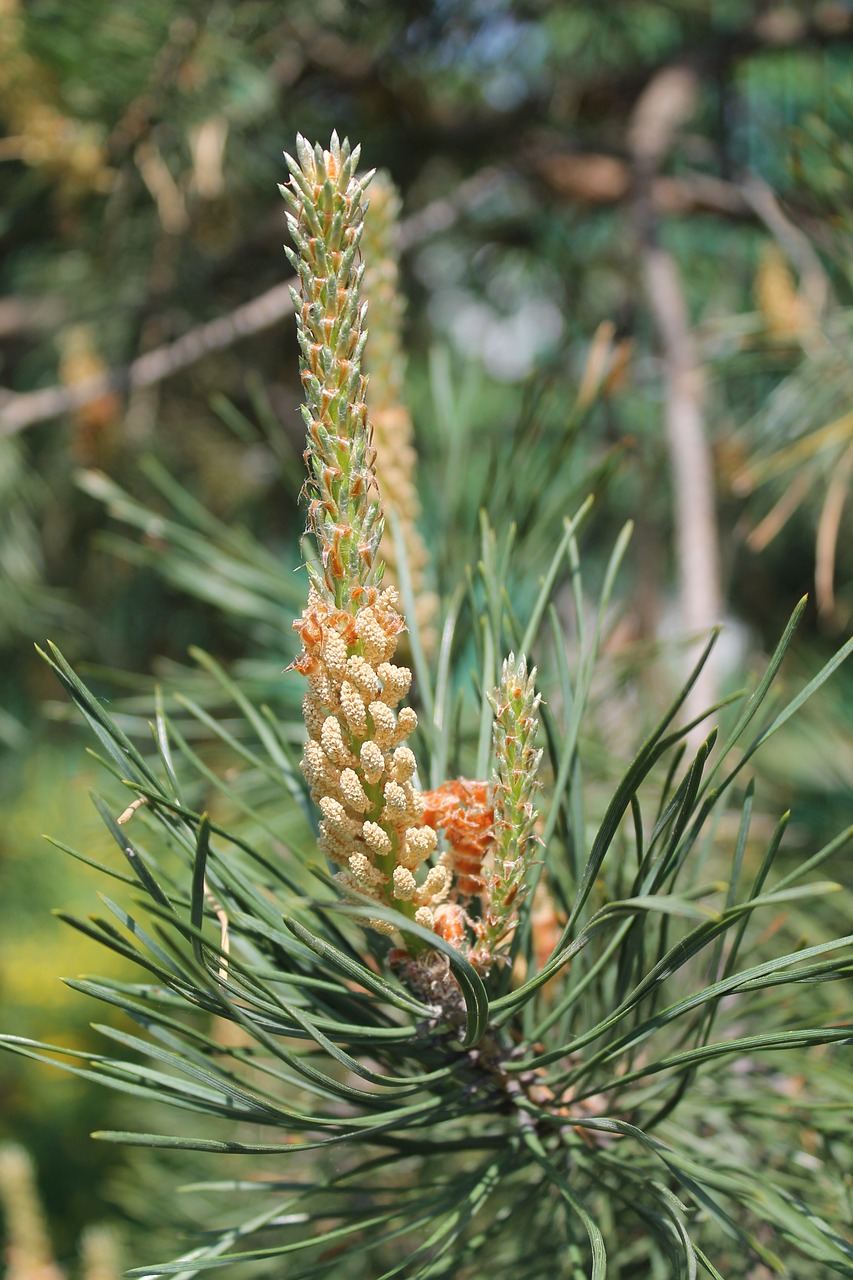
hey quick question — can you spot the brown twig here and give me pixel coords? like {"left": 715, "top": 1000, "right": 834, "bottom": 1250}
{"left": 746, "top": 470, "right": 815, "bottom": 553}
{"left": 815, "top": 440, "right": 853, "bottom": 621}
{"left": 204, "top": 878, "right": 231, "bottom": 981}
{"left": 116, "top": 795, "right": 148, "bottom": 825}
{"left": 740, "top": 176, "right": 831, "bottom": 323}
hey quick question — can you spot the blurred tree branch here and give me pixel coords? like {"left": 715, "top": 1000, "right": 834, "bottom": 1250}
{"left": 4, "top": 2, "right": 853, "bottom": 444}
{"left": 0, "top": 145, "right": 821, "bottom": 439}
{"left": 630, "top": 66, "right": 722, "bottom": 732}
{"left": 740, "top": 176, "right": 831, "bottom": 322}
{"left": 537, "top": 150, "right": 753, "bottom": 219}
{"left": 0, "top": 166, "right": 503, "bottom": 436}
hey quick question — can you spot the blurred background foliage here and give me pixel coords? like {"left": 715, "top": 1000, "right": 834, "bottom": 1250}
{"left": 1, "top": 0, "right": 853, "bottom": 1271}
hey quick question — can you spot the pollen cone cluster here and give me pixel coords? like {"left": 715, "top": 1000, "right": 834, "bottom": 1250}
{"left": 361, "top": 171, "right": 438, "bottom": 652}
{"left": 283, "top": 137, "right": 546, "bottom": 958}
{"left": 417, "top": 659, "right": 543, "bottom": 976}
{"left": 284, "top": 135, "right": 449, "bottom": 942}
{"left": 293, "top": 585, "right": 449, "bottom": 933}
